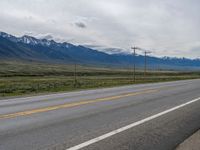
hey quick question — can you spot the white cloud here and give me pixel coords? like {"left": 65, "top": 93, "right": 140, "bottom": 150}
{"left": 0, "top": 0, "right": 199, "bottom": 58}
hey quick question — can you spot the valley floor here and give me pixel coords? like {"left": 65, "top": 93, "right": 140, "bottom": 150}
{"left": 0, "top": 61, "right": 200, "bottom": 98}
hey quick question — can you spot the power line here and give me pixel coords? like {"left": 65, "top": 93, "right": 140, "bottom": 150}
{"left": 135, "top": 47, "right": 152, "bottom": 76}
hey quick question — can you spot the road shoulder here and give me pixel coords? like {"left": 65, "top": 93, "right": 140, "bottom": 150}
{"left": 176, "top": 129, "right": 200, "bottom": 150}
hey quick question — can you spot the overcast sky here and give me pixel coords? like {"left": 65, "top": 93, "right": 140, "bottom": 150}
{"left": 0, "top": 0, "right": 200, "bottom": 58}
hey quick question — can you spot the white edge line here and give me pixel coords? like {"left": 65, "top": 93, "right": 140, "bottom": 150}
{"left": 66, "top": 97, "right": 200, "bottom": 150}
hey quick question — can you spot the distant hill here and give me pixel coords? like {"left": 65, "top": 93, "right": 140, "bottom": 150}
{"left": 0, "top": 31, "right": 200, "bottom": 70}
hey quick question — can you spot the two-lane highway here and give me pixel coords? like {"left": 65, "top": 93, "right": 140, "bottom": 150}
{"left": 0, "top": 79, "right": 200, "bottom": 150}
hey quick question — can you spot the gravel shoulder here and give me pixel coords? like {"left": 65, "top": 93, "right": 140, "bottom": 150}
{"left": 176, "top": 130, "right": 200, "bottom": 150}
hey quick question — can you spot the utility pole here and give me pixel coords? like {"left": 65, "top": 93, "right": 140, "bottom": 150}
{"left": 131, "top": 46, "right": 139, "bottom": 82}
{"left": 74, "top": 62, "right": 77, "bottom": 88}
{"left": 144, "top": 51, "right": 152, "bottom": 77}
{"left": 144, "top": 51, "right": 147, "bottom": 77}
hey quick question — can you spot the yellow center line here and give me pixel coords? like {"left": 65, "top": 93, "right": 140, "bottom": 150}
{"left": 0, "top": 89, "right": 158, "bottom": 119}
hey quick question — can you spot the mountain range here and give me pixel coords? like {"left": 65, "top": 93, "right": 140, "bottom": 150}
{"left": 0, "top": 31, "right": 200, "bottom": 70}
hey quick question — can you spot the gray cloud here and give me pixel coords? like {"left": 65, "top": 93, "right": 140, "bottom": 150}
{"left": 0, "top": 0, "right": 199, "bottom": 58}
{"left": 34, "top": 33, "right": 54, "bottom": 40}
{"left": 75, "top": 22, "right": 87, "bottom": 29}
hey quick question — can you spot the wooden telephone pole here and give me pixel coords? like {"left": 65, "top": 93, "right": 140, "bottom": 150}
{"left": 144, "top": 51, "right": 152, "bottom": 77}
{"left": 131, "top": 46, "right": 140, "bottom": 82}
{"left": 74, "top": 62, "right": 77, "bottom": 87}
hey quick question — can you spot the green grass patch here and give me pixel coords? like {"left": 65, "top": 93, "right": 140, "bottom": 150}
{"left": 0, "top": 61, "right": 200, "bottom": 98}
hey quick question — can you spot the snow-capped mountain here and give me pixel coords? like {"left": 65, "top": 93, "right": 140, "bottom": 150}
{"left": 0, "top": 32, "right": 19, "bottom": 42}
{"left": 0, "top": 31, "right": 200, "bottom": 70}
{"left": 0, "top": 32, "right": 63, "bottom": 47}
{"left": 19, "top": 35, "right": 39, "bottom": 45}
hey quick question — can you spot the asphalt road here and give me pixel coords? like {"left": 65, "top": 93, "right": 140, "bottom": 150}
{"left": 0, "top": 79, "right": 200, "bottom": 150}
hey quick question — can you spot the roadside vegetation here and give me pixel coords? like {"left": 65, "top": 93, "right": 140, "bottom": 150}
{"left": 0, "top": 61, "right": 200, "bottom": 98}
